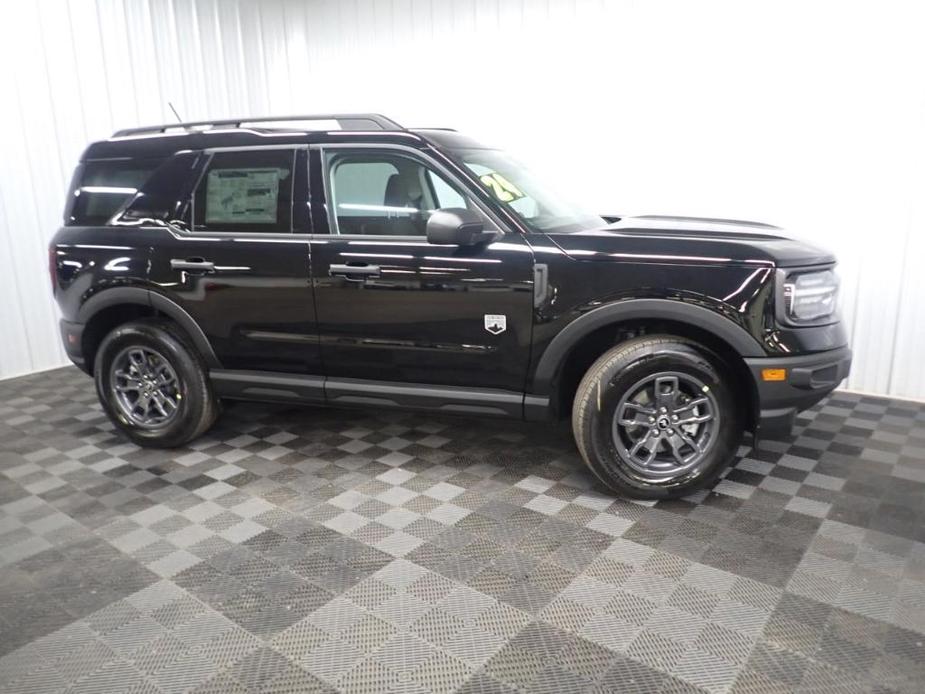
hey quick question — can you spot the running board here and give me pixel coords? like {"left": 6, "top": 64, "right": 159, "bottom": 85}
{"left": 210, "top": 370, "right": 324, "bottom": 403}
{"left": 210, "top": 369, "right": 550, "bottom": 420}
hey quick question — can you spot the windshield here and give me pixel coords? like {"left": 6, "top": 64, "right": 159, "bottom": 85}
{"left": 449, "top": 148, "right": 605, "bottom": 233}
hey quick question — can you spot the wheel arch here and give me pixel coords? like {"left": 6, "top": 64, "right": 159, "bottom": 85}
{"left": 533, "top": 299, "right": 763, "bottom": 428}
{"left": 77, "top": 288, "right": 220, "bottom": 374}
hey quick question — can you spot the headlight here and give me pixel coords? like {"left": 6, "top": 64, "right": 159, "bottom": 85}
{"left": 778, "top": 268, "right": 839, "bottom": 324}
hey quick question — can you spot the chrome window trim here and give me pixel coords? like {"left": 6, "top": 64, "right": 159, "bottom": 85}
{"left": 201, "top": 144, "right": 310, "bottom": 154}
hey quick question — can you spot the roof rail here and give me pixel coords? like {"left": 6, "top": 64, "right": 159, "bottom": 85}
{"left": 112, "top": 113, "right": 403, "bottom": 137}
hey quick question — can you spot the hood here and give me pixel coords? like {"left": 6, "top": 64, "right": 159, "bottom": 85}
{"left": 543, "top": 214, "right": 835, "bottom": 268}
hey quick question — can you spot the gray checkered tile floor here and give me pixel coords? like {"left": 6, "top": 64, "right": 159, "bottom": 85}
{"left": 1, "top": 367, "right": 924, "bottom": 693}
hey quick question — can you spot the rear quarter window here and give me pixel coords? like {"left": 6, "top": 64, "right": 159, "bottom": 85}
{"left": 66, "top": 159, "right": 164, "bottom": 226}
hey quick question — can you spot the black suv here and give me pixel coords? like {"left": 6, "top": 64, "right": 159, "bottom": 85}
{"left": 50, "top": 113, "right": 851, "bottom": 498}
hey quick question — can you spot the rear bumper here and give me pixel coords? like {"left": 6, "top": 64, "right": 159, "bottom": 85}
{"left": 745, "top": 345, "right": 852, "bottom": 438}
{"left": 59, "top": 319, "right": 88, "bottom": 373}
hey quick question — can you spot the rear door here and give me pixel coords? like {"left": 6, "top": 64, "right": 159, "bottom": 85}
{"left": 145, "top": 147, "right": 320, "bottom": 377}
{"left": 308, "top": 144, "right": 535, "bottom": 404}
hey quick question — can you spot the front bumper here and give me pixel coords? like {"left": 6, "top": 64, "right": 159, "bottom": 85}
{"left": 745, "top": 345, "right": 852, "bottom": 438}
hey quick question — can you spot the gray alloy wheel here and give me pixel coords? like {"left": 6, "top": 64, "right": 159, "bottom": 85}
{"left": 611, "top": 371, "right": 719, "bottom": 482}
{"left": 572, "top": 335, "right": 742, "bottom": 499}
{"left": 109, "top": 346, "right": 182, "bottom": 428}
{"left": 95, "top": 319, "right": 219, "bottom": 448}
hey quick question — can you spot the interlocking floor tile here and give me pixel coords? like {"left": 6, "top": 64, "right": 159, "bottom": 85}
{"left": 1, "top": 368, "right": 924, "bottom": 691}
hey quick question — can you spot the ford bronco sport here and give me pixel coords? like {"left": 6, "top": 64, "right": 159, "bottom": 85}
{"left": 50, "top": 113, "right": 851, "bottom": 498}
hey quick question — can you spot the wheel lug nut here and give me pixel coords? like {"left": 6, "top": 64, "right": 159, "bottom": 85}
{"left": 672, "top": 415, "right": 679, "bottom": 421}
{"left": 668, "top": 428, "right": 674, "bottom": 435}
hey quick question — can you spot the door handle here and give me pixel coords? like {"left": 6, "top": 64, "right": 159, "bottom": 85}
{"left": 171, "top": 258, "right": 215, "bottom": 273}
{"left": 329, "top": 263, "right": 381, "bottom": 281}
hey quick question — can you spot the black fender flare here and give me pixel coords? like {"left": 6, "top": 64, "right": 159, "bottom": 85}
{"left": 530, "top": 298, "right": 765, "bottom": 395}
{"left": 76, "top": 287, "right": 221, "bottom": 368}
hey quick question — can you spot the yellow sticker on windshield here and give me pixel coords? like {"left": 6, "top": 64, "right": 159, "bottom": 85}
{"left": 479, "top": 172, "right": 524, "bottom": 203}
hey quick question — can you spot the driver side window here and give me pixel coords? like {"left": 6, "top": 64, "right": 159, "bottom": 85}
{"left": 324, "top": 150, "right": 481, "bottom": 236}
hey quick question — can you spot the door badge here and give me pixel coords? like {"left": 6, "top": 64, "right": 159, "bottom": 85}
{"left": 484, "top": 314, "right": 507, "bottom": 335}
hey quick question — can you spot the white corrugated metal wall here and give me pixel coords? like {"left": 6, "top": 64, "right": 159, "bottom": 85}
{"left": 1, "top": 0, "right": 924, "bottom": 399}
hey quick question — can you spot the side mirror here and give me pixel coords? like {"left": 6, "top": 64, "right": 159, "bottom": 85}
{"left": 426, "top": 208, "right": 499, "bottom": 246}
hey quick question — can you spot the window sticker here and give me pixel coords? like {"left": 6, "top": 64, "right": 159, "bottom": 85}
{"left": 479, "top": 172, "right": 525, "bottom": 203}
{"left": 205, "top": 168, "right": 284, "bottom": 224}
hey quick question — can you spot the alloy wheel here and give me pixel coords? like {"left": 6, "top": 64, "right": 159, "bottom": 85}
{"left": 611, "top": 371, "right": 720, "bottom": 482}
{"left": 110, "top": 346, "right": 182, "bottom": 428}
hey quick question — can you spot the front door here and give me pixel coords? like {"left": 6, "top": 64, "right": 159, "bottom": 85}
{"left": 148, "top": 147, "right": 320, "bottom": 376}
{"left": 308, "top": 145, "right": 534, "bottom": 405}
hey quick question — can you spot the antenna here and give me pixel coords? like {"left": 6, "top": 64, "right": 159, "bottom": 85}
{"left": 167, "top": 102, "right": 182, "bottom": 123}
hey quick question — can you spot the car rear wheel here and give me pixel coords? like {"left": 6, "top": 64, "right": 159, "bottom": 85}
{"left": 572, "top": 336, "right": 743, "bottom": 499}
{"left": 94, "top": 319, "right": 218, "bottom": 448}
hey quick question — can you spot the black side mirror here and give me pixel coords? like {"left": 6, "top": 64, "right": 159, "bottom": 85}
{"left": 426, "top": 208, "right": 499, "bottom": 246}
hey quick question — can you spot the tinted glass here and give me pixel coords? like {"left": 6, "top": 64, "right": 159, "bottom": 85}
{"left": 68, "top": 159, "right": 163, "bottom": 226}
{"left": 192, "top": 149, "right": 295, "bottom": 233}
{"left": 324, "top": 150, "right": 479, "bottom": 236}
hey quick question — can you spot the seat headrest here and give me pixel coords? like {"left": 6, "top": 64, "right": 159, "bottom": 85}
{"left": 384, "top": 172, "right": 423, "bottom": 209}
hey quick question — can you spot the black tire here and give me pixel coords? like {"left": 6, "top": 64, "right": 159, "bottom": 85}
{"left": 94, "top": 319, "right": 219, "bottom": 448}
{"left": 572, "top": 336, "right": 743, "bottom": 499}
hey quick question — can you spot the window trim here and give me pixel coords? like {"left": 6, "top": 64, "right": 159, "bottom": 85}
{"left": 313, "top": 143, "right": 511, "bottom": 239}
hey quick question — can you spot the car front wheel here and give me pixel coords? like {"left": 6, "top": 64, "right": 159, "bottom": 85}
{"left": 572, "top": 336, "right": 743, "bottom": 499}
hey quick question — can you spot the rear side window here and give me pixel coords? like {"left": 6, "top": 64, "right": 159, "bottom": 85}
{"left": 67, "top": 159, "right": 162, "bottom": 226}
{"left": 191, "top": 149, "right": 295, "bottom": 233}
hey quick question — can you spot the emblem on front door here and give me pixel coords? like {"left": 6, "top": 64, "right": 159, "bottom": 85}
{"left": 484, "top": 314, "right": 507, "bottom": 335}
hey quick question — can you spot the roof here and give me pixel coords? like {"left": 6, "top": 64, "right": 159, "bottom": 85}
{"left": 81, "top": 113, "right": 478, "bottom": 161}
{"left": 80, "top": 114, "right": 495, "bottom": 162}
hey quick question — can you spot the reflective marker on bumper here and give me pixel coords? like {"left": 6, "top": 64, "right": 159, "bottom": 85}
{"left": 762, "top": 368, "right": 787, "bottom": 382}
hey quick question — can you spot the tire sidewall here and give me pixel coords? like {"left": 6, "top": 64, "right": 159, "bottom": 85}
{"left": 94, "top": 322, "right": 207, "bottom": 447}
{"left": 580, "top": 343, "right": 741, "bottom": 498}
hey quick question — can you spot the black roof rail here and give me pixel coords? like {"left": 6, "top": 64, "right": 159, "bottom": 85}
{"left": 112, "top": 113, "right": 404, "bottom": 137}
